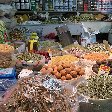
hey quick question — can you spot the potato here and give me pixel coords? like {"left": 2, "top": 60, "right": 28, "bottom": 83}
{"left": 55, "top": 72, "right": 61, "bottom": 79}
{"left": 61, "top": 76, "right": 66, "bottom": 80}
{"left": 43, "top": 65, "right": 48, "bottom": 69}
{"left": 70, "top": 71, "right": 77, "bottom": 78}
{"left": 40, "top": 68, "right": 47, "bottom": 75}
{"left": 47, "top": 68, "right": 53, "bottom": 73}
{"left": 65, "top": 68, "right": 71, "bottom": 74}
{"left": 60, "top": 70, "right": 66, "bottom": 76}
{"left": 79, "top": 70, "right": 85, "bottom": 75}
{"left": 70, "top": 66, "right": 75, "bottom": 71}
{"left": 66, "top": 74, "right": 72, "bottom": 80}
{"left": 57, "top": 65, "right": 63, "bottom": 72}
{"left": 76, "top": 68, "right": 81, "bottom": 73}
{"left": 54, "top": 66, "right": 58, "bottom": 71}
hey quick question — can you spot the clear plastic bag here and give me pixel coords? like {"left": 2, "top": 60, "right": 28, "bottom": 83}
{"left": 0, "top": 75, "right": 79, "bottom": 112}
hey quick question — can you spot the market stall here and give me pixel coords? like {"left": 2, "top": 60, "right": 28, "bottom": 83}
{"left": 0, "top": 0, "right": 112, "bottom": 112}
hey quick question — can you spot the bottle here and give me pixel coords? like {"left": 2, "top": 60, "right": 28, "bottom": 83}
{"left": 28, "top": 33, "right": 39, "bottom": 52}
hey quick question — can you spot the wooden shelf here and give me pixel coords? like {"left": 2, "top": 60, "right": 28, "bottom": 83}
{"left": 15, "top": 10, "right": 107, "bottom": 15}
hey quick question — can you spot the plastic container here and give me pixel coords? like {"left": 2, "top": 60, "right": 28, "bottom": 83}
{"left": 0, "top": 68, "right": 16, "bottom": 79}
{"left": 14, "top": 41, "right": 26, "bottom": 54}
{"left": 0, "top": 78, "right": 16, "bottom": 100}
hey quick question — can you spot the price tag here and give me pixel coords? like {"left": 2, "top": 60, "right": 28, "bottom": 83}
{"left": 98, "top": 64, "right": 110, "bottom": 75}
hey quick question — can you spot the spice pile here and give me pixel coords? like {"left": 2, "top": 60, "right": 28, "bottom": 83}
{"left": 16, "top": 52, "right": 43, "bottom": 64}
{"left": 86, "top": 43, "right": 108, "bottom": 53}
{"left": 0, "top": 44, "right": 14, "bottom": 68}
{"left": 0, "top": 55, "right": 13, "bottom": 68}
{"left": 83, "top": 53, "right": 109, "bottom": 61}
{"left": 4, "top": 76, "right": 72, "bottom": 112}
{"left": 49, "top": 55, "right": 78, "bottom": 66}
{"left": 92, "top": 59, "right": 112, "bottom": 74}
{"left": 65, "top": 48, "right": 87, "bottom": 58}
{"left": 9, "top": 28, "right": 25, "bottom": 41}
{"left": 77, "top": 75, "right": 112, "bottom": 99}
{"left": 41, "top": 63, "right": 85, "bottom": 80}
{"left": 0, "top": 44, "right": 14, "bottom": 53}
{"left": 39, "top": 40, "right": 61, "bottom": 49}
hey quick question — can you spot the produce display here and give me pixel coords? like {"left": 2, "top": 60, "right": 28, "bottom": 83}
{"left": 77, "top": 75, "right": 112, "bottom": 99}
{"left": 35, "top": 50, "right": 50, "bottom": 59}
{"left": 63, "top": 44, "right": 88, "bottom": 58}
{"left": 0, "top": 44, "right": 14, "bottom": 53}
{"left": 64, "top": 44, "right": 85, "bottom": 50}
{"left": 16, "top": 52, "right": 43, "bottom": 65}
{"left": 39, "top": 40, "right": 61, "bottom": 49}
{"left": 0, "top": 20, "right": 112, "bottom": 112}
{"left": 43, "top": 19, "right": 62, "bottom": 24}
{"left": 65, "top": 48, "right": 87, "bottom": 58}
{"left": 41, "top": 63, "right": 85, "bottom": 80}
{"left": 39, "top": 48, "right": 66, "bottom": 57}
{"left": 0, "top": 44, "right": 14, "bottom": 68}
{"left": 3, "top": 76, "right": 72, "bottom": 112}
{"left": 92, "top": 59, "right": 112, "bottom": 74}
{"left": 86, "top": 43, "right": 108, "bottom": 53}
{"left": 49, "top": 55, "right": 78, "bottom": 66}
{"left": 9, "top": 28, "right": 25, "bottom": 41}
{"left": 51, "top": 49, "right": 66, "bottom": 57}
{"left": 0, "top": 55, "right": 13, "bottom": 68}
{"left": 67, "top": 14, "right": 95, "bottom": 22}
{"left": 83, "top": 52, "right": 109, "bottom": 61}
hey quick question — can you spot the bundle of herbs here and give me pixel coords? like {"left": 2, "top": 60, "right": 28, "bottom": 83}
{"left": 77, "top": 75, "right": 112, "bottom": 99}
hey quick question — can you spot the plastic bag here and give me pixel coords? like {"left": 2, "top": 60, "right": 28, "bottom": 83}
{"left": 13, "top": 42, "right": 26, "bottom": 54}
{"left": 0, "top": 75, "right": 79, "bottom": 112}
